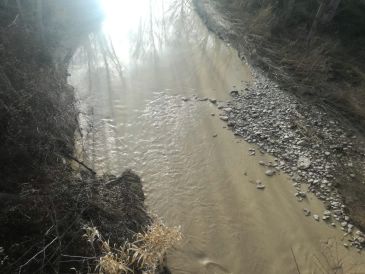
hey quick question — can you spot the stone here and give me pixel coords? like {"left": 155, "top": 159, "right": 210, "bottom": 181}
{"left": 297, "top": 156, "right": 311, "bottom": 170}
{"left": 259, "top": 161, "right": 265, "bottom": 166}
{"left": 220, "top": 116, "right": 229, "bottom": 121}
{"left": 323, "top": 210, "right": 331, "bottom": 216}
{"left": 303, "top": 208, "right": 311, "bottom": 216}
{"left": 295, "top": 192, "right": 306, "bottom": 198}
{"left": 357, "top": 237, "right": 365, "bottom": 244}
{"left": 313, "top": 214, "right": 320, "bottom": 221}
{"left": 209, "top": 98, "right": 217, "bottom": 104}
{"left": 265, "top": 169, "right": 275, "bottom": 176}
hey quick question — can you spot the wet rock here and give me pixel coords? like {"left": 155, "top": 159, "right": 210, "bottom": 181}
{"left": 230, "top": 90, "right": 239, "bottom": 96}
{"left": 303, "top": 208, "right": 311, "bottom": 216}
{"left": 265, "top": 169, "right": 275, "bottom": 176}
{"left": 295, "top": 191, "right": 306, "bottom": 198}
{"left": 256, "top": 180, "right": 265, "bottom": 190}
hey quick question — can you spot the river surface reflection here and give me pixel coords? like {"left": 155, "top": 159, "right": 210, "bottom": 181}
{"left": 69, "top": 0, "right": 365, "bottom": 273}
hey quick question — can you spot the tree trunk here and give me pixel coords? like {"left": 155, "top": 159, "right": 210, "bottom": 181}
{"left": 321, "top": 0, "right": 341, "bottom": 24}
{"left": 284, "top": 0, "right": 296, "bottom": 20}
{"left": 307, "top": 0, "right": 328, "bottom": 45}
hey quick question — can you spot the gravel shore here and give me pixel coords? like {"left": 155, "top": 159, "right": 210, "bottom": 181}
{"left": 217, "top": 71, "right": 365, "bottom": 250}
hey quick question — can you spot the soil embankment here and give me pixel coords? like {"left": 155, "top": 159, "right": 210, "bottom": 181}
{"left": 0, "top": 2, "right": 161, "bottom": 273}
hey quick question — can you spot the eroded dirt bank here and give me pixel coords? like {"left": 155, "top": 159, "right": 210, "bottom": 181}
{"left": 0, "top": 1, "right": 166, "bottom": 273}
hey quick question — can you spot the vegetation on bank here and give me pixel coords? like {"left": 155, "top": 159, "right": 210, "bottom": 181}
{"left": 195, "top": 0, "right": 365, "bottom": 235}
{"left": 0, "top": 1, "right": 179, "bottom": 273}
{"left": 196, "top": 0, "right": 365, "bottom": 131}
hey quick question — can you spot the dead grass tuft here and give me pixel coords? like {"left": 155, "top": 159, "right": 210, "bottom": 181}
{"left": 84, "top": 220, "right": 182, "bottom": 274}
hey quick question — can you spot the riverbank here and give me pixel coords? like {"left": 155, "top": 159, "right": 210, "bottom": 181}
{"left": 0, "top": 2, "right": 176, "bottom": 273}
{"left": 194, "top": 0, "right": 365, "bottom": 248}
{"left": 194, "top": 0, "right": 365, "bottom": 133}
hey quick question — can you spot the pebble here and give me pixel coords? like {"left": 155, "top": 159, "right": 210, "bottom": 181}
{"left": 297, "top": 156, "right": 311, "bottom": 170}
{"left": 265, "top": 169, "right": 275, "bottom": 176}
{"left": 303, "top": 208, "right": 311, "bottom": 216}
{"left": 256, "top": 181, "right": 266, "bottom": 189}
{"left": 313, "top": 214, "right": 320, "bottom": 221}
{"left": 220, "top": 116, "right": 229, "bottom": 121}
{"left": 218, "top": 71, "right": 365, "bottom": 250}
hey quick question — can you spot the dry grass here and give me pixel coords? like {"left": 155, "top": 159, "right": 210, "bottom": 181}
{"left": 83, "top": 219, "right": 182, "bottom": 274}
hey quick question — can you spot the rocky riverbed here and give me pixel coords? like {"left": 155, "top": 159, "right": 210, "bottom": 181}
{"left": 186, "top": 70, "right": 365, "bottom": 252}
{"left": 215, "top": 71, "right": 365, "bottom": 250}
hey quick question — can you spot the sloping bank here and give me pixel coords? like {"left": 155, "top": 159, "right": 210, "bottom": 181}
{"left": 0, "top": 1, "right": 175, "bottom": 273}
{"left": 194, "top": 0, "right": 365, "bottom": 242}
{"left": 194, "top": 0, "right": 365, "bottom": 132}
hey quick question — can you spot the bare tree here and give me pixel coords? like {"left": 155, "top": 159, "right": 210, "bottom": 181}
{"left": 307, "top": 0, "right": 342, "bottom": 45}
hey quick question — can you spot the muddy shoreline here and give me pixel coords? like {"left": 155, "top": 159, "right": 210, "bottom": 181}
{"left": 194, "top": 0, "right": 365, "bottom": 248}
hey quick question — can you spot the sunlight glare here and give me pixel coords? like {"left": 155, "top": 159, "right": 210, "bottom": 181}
{"left": 100, "top": 0, "right": 149, "bottom": 36}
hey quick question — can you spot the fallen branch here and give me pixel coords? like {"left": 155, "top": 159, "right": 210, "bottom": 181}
{"left": 18, "top": 237, "right": 58, "bottom": 274}
{"left": 68, "top": 155, "right": 96, "bottom": 175}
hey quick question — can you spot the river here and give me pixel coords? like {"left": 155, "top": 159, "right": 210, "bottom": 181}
{"left": 69, "top": 0, "right": 364, "bottom": 273}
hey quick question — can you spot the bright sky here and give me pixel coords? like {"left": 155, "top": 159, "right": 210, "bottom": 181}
{"left": 99, "top": 0, "right": 149, "bottom": 36}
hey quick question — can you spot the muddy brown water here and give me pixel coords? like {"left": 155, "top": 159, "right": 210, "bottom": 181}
{"left": 69, "top": 0, "right": 365, "bottom": 273}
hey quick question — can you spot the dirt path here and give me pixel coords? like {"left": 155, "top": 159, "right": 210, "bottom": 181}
{"left": 69, "top": 0, "right": 365, "bottom": 273}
